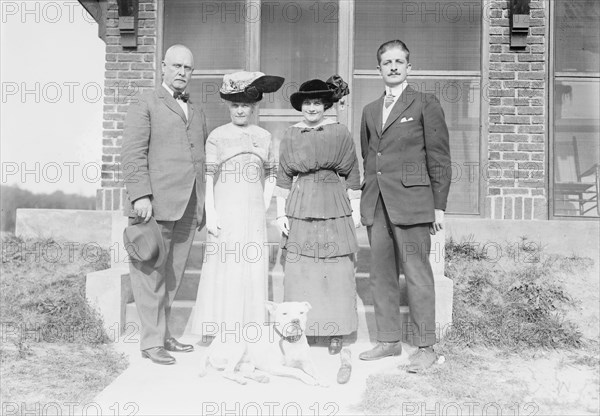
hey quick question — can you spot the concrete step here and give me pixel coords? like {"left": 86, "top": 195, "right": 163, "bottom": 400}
{"left": 129, "top": 267, "right": 412, "bottom": 340}
{"left": 125, "top": 298, "right": 411, "bottom": 343}
{"left": 186, "top": 224, "right": 372, "bottom": 273}
{"left": 176, "top": 241, "right": 376, "bottom": 301}
{"left": 176, "top": 270, "right": 373, "bottom": 300}
{"left": 175, "top": 268, "right": 408, "bottom": 306}
{"left": 124, "top": 267, "right": 453, "bottom": 343}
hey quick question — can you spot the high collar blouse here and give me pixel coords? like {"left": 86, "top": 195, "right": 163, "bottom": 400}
{"left": 276, "top": 122, "right": 360, "bottom": 219}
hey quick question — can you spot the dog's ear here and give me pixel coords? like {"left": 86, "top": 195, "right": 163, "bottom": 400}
{"left": 265, "top": 301, "right": 276, "bottom": 315}
{"left": 303, "top": 301, "right": 312, "bottom": 311}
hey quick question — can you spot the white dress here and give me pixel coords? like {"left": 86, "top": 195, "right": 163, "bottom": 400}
{"left": 191, "top": 123, "right": 275, "bottom": 336}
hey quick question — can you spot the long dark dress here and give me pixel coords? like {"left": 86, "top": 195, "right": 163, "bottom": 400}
{"left": 275, "top": 120, "right": 360, "bottom": 336}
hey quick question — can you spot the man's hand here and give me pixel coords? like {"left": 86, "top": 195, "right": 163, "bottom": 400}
{"left": 429, "top": 209, "right": 444, "bottom": 235}
{"left": 277, "top": 216, "right": 290, "bottom": 236}
{"left": 132, "top": 196, "right": 153, "bottom": 223}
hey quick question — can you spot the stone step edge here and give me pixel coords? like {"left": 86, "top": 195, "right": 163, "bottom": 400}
{"left": 191, "top": 240, "right": 373, "bottom": 249}
{"left": 183, "top": 269, "right": 373, "bottom": 279}
{"left": 125, "top": 299, "right": 409, "bottom": 314}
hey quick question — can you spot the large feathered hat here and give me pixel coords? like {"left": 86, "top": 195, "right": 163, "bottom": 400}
{"left": 220, "top": 71, "right": 285, "bottom": 103}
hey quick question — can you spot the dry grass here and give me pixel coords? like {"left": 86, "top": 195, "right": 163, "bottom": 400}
{"left": 358, "top": 236, "right": 599, "bottom": 415}
{"left": 357, "top": 346, "right": 599, "bottom": 415}
{"left": 444, "top": 236, "right": 587, "bottom": 349}
{"left": 0, "top": 235, "right": 128, "bottom": 407}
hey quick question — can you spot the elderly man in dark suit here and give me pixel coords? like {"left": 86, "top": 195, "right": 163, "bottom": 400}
{"left": 359, "top": 40, "right": 451, "bottom": 373}
{"left": 122, "top": 44, "right": 207, "bottom": 365}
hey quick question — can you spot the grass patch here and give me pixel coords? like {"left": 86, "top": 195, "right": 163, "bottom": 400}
{"left": 357, "top": 346, "right": 531, "bottom": 415}
{"left": 444, "top": 235, "right": 588, "bottom": 349}
{"left": 356, "top": 345, "right": 599, "bottom": 416}
{"left": 0, "top": 235, "right": 128, "bottom": 406}
{"left": 357, "top": 235, "right": 598, "bottom": 415}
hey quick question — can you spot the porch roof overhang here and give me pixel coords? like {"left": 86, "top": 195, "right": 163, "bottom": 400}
{"left": 79, "top": 0, "right": 107, "bottom": 42}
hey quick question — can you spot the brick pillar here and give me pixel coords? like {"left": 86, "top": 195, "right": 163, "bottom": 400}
{"left": 486, "top": 0, "right": 547, "bottom": 220}
{"left": 96, "top": 0, "right": 157, "bottom": 211}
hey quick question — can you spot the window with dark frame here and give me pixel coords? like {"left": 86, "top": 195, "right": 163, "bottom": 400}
{"left": 553, "top": 0, "right": 600, "bottom": 218}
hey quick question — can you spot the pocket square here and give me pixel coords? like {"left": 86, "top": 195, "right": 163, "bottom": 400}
{"left": 400, "top": 117, "right": 414, "bottom": 123}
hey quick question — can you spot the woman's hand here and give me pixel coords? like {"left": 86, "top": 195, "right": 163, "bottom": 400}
{"left": 206, "top": 211, "right": 221, "bottom": 237}
{"left": 350, "top": 198, "right": 361, "bottom": 228}
{"left": 352, "top": 210, "right": 361, "bottom": 228}
{"left": 277, "top": 215, "right": 290, "bottom": 236}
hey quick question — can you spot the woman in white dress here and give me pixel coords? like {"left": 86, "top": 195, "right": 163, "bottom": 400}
{"left": 191, "top": 71, "right": 284, "bottom": 337}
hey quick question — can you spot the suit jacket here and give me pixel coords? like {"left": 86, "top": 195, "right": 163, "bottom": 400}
{"left": 360, "top": 85, "right": 451, "bottom": 226}
{"left": 121, "top": 86, "right": 208, "bottom": 222}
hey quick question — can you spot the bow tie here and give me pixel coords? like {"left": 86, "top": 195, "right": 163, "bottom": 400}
{"left": 173, "top": 91, "right": 189, "bottom": 102}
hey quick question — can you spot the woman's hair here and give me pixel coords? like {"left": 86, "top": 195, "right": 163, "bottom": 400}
{"left": 302, "top": 97, "right": 333, "bottom": 111}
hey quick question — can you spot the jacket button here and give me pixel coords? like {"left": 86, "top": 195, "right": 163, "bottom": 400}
{"left": 377, "top": 171, "right": 382, "bottom": 176}
{"left": 190, "top": 143, "right": 195, "bottom": 148}
{"left": 377, "top": 152, "right": 381, "bottom": 156}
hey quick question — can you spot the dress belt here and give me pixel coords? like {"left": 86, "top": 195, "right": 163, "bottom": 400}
{"left": 296, "top": 169, "right": 339, "bottom": 183}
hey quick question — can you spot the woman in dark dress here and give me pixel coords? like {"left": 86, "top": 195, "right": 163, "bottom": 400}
{"left": 274, "top": 76, "right": 361, "bottom": 355}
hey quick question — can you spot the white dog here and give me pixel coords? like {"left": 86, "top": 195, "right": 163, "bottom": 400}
{"left": 199, "top": 301, "right": 326, "bottom": 386}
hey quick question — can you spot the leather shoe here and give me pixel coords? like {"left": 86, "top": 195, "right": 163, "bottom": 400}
{"left": 359, "top": 341, "right": 402, "bottom": 361}
{"left": 337, "top": 348, "right": 352, "bottom": 384}
{"left": 141, "top": 347, "right": 175, "bottom": 365}
{"left": 328, "top": 336, "right": 343, "bottom": 355}
{"left": 337, "top": 364, "right": 351, "bottom": 384}
{"left": 164, "top": 337, "right": 194, "bottom": 353}
{"left": 407, "top": 346, "right": 437, "bottom": 373}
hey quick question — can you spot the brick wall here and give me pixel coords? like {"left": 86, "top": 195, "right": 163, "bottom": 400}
{"left": 485, "top": 0, "right": 548, "bottom": 220}
{"left": 96, "top": 0, "right": 157, "bottom": 211}
{"left": 95, "top": 0, "right": 551, "bottom": 220}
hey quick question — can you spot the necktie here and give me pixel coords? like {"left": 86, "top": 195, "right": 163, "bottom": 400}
{"left": 173, "top": 91, "right": 189, "bottom": 103}
{"left": 384, "top": 93, "right": 395, "bottom": 109}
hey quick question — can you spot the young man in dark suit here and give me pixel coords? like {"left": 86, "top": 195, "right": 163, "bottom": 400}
{"left": 359, "top": 40, "right": 451, "bottom": 372}
{"left": 122, "top": 44, "right": 207, "bottom": 365}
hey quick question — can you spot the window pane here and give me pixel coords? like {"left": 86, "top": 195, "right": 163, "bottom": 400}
{"left": 553, "top": 80, "right": 600, "bottom": 217}
{"left": 352, "top": 78, "right": 480, "bottom": 215}
{"left": 259, "top": 118, "right": 300, "bottom": 158}
{"left": 163, "top": 0, "right": 245, "bottom": 70}
{"left": 555, "top": 0, "right": 600, "bottom": 73}
{"left": 354, "top": 0, "right": 481, "bottom": 71}
{"left": 260, "top": 0, "right": 338, "bottom": 109}
{"left": 188, "top": 77, "right": 229, "bottom": 133}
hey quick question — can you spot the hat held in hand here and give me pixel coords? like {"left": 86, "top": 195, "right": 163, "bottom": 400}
{"left": 123, "top": 217, "right": 167, "bottom": 268}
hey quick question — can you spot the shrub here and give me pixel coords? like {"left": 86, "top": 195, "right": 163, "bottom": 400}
{"left": 444, "top": 237, "right": 586, "bottom": 349}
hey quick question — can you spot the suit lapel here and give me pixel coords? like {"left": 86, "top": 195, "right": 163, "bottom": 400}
{"left": 383, "top": 85, "right": 416, "bottom": 133}
{"left": 187, "top": 102, "right": 194, "bottom": 127}
{"left": 157, "top": 86, "right": 187, "bottom": 123}
{"left": 371, "top": 93, "right": 385, "bottom": 138}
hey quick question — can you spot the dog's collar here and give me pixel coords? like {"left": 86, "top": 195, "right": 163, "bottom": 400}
{"left": 273, "top": 325, "right": 303, "bottom": 344}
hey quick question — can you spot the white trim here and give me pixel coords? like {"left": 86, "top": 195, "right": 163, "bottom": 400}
{"left": 354, "top": 70, "right": 481, "bottom": 78}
